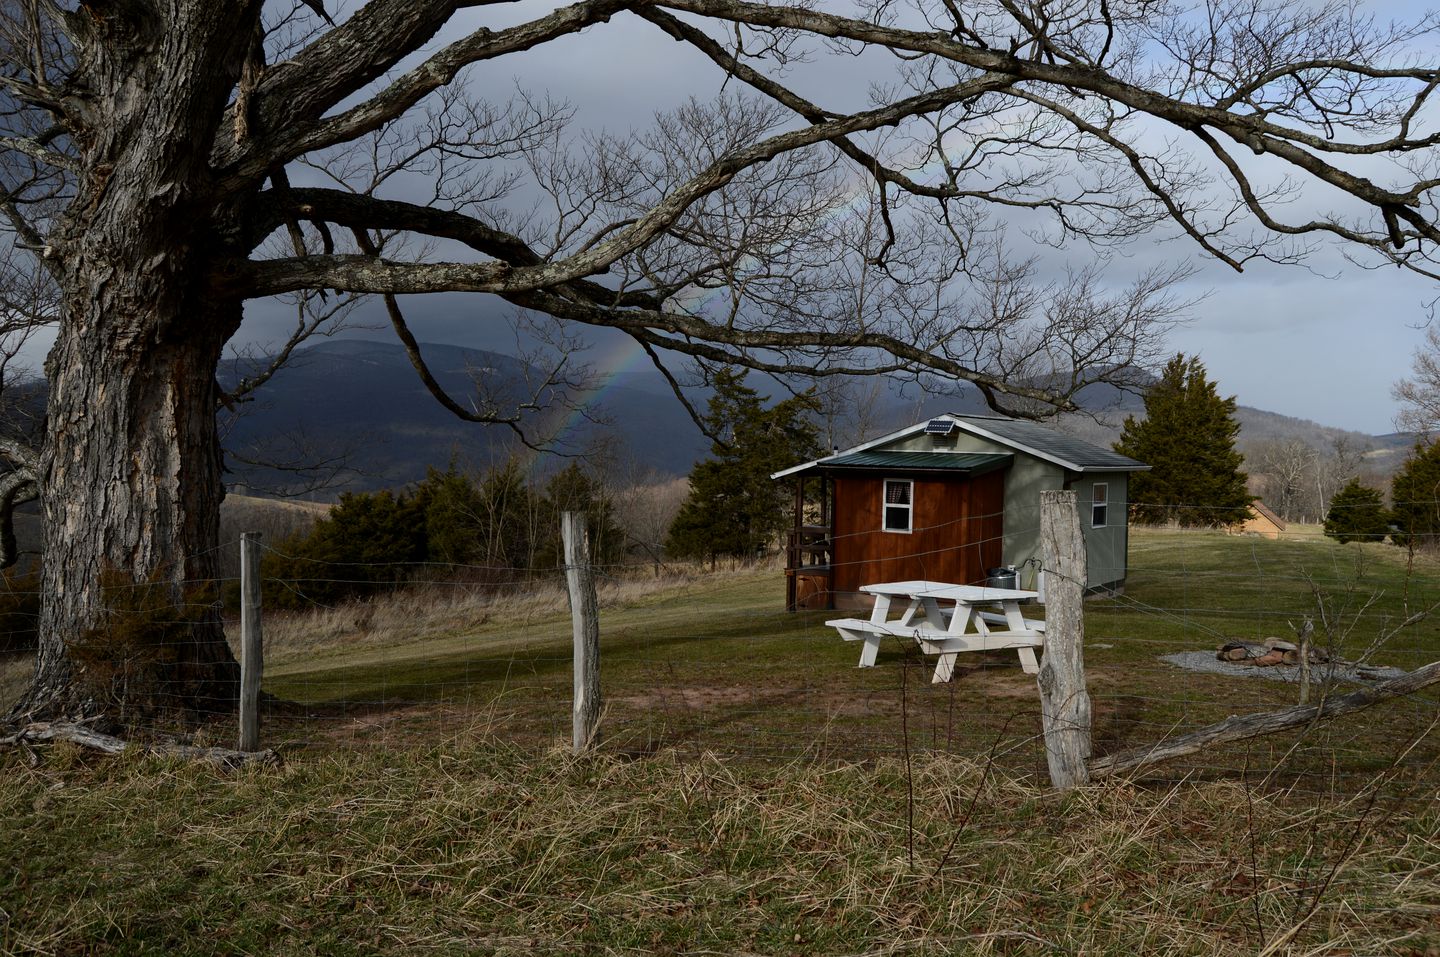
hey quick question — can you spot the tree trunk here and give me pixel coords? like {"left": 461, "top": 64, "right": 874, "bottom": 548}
{"left": 23, "top": 312, "right": 239, "bottom": 719}
{"left": 12, "top": 1, "right": 257, "bottom": 721}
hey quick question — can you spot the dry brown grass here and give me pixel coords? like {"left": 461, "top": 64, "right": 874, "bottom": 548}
{"left": 5, "top": 529, "right": 1440, "bottom": 954}
{"left": 2, "top": 737, "right": 1436, "bottom": 955}
{"left": 251, "top": 558, "right": 783, "bottom": 666}
{"left": 0, "top": 651, "right": 31, "bottom": 713}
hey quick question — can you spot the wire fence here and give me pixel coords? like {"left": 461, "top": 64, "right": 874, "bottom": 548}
{"left": 4, "top": 500, "right": 1437, "bottom": 807}
{"left": 8, "top": 483, "right": 1440, "bottom": 957}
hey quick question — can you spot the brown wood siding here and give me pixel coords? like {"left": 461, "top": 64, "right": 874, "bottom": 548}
{"left": 831, "top": 471, "right": 1005, "bottom": 597}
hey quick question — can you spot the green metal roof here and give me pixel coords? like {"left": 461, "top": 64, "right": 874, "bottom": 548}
{"left": 814, "top": 450, "right": 1013, "bottom": 474}
{"left": 950, "top": 415, "right": 1147, "bottom": 471}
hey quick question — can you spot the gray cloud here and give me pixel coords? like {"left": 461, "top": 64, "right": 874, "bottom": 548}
{"left": 226, "top": 0, "right": 1440, "bottom": 437}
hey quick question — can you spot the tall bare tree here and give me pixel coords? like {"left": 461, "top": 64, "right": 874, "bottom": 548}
{"left": 4, "top": 0, "right": 1440, "bottom": 719}
{"left": 1318, "top": 434, "right": 1371, "bottom": 518}
{"left": 1395, "top": 324, "right": 1440, "bottom": 436}
{"left": 1250, "top": 438, "right": 1319, "bottom": 522}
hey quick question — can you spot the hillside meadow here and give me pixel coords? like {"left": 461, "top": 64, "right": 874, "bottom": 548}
{"left": 3, "top": 526, "right": 1440, "bottom": 954}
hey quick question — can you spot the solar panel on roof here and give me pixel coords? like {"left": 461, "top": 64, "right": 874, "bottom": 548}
{"left": 924, "top": 419, "right": 955, "bottom": 435}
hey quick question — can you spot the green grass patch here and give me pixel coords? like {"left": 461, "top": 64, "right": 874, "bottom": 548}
{"left": 250, "top": 530, "right": 1440, "bottom": 788}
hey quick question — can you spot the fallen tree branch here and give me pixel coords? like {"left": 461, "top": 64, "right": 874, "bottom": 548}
{"left": 1088, "top": 660, "right": 1440, "bottom": 779}
{"left": 0, "top": 721, "right": 282, "bottom": 771}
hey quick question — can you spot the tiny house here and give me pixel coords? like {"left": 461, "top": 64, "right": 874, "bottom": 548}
{"left": 773, "top": 414, "right": 1149, "bottom": 610}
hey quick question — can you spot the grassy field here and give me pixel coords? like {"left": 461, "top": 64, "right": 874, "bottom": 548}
{"left": 4, "top": 742, "right": 1438, "bottom": 956}
{"left": 4, "top": 527, "right": 1440, "bottom": 954}
{"left": 244, "top": 526, "right": 1440, "bottom": 786}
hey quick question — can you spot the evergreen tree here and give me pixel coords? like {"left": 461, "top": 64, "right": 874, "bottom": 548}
{"left": 261, "top": 489, "right": 430, "bottom": 608}
{"left": 667, "top": 369, "right": 822, "bottom": 564}
{"left": 418, "top": 464, "right": 487, "bottom": 566}
{"left": 1323, "top": 479, "right": 1391, "bottom": 544}
{"left": 1390, "top": 440, "right": 1440, "bottom": 549}
{"left": 538, "top": 463, "right": 627, "bottom": 569}
{"left": 1114, "top": 354, "right": 1252, "bottom": 527}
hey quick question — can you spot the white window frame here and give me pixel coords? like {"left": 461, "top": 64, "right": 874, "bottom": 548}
{"left": 1091, "top": 482, "right": 1109, "bottom": 529}
{"left": 882, "top": 478, "right": 914, "bottom": 534}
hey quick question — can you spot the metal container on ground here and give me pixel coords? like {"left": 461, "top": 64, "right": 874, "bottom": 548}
{"left": 987, "top": 566, "right": 1018, "bottom": 590}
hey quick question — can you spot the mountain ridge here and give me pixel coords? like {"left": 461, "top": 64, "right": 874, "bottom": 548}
{"left": 211, "top": 339, "right": 1417, "bottom": 496}
{"left": 218, "top": 339, "right": 708, "bottom": 495}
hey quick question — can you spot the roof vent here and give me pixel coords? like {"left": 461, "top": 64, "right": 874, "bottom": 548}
{"left": 924, "top": 419, "right": 955, "bottom": 435}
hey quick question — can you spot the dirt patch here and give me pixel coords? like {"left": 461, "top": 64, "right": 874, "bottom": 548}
{"left": 264, "top": 700, "right": 511, "bottom": 749}
{"left": 957, "top": 662, "right": 1122, "bottom": 700}
{"left": 610, "top": 660, "right": 1092, "bottom": 716}
{"left": 612, "top": 685, "right": 767, "bottom": 711}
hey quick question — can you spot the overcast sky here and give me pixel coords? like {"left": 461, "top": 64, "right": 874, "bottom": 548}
{"left": 230, "top": 0, "right": 1440, "bottom": 437}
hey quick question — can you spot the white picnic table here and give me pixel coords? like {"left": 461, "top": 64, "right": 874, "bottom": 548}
{"left": 825, "top": 579, "right": 1046, "bottom": 682}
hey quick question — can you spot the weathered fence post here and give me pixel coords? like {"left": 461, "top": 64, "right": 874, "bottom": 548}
{"left": 562, "top": 511, "right": 601, "bottom": 754}
{"left": 1038, "top": 491, "right": 1092, "bottom": 789}
{"left": 238, "top": 531, "right": 264, "bottom": 753}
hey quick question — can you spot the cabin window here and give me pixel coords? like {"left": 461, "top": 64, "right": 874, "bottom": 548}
{"left": 883, "top": 479, "right": 913, "bottom": 533}
{"left": 1092, "top": 482, "right": 1108, "bottom": 528}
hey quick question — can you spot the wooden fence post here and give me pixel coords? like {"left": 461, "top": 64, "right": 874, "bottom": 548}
{"left": 238, "top": 532, "right": 264, "bottom": 753}
{"left": 1038, "top": 491, "right": 1092, "bottom": 789}
{"left": 562, "top": 511, "right": 601, "bottom": 754}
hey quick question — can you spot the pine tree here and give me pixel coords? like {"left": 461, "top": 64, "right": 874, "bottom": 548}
{"left": 261, "top": 489, "right": 430, "bottom": 608}
{"left": 1390, "top": 441, "right": 1440, "bottom": 549}
{"left": 667, "top": 369, "right": 822, "bottom": 564}
{"left": 538, "top": 463, "right": 627, "bottom": 569}
{"left": 418, "top": 464, "right": 487, "bottom": 566}
{"left": 1114, "top": 354, "right": 1252, "bottom": 527}
{"left": 1323, "top": 479, "right": 1391, "bottom": 544}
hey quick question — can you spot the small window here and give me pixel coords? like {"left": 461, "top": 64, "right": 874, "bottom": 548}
{"left": 883, "top": 479, "right": 913, "bottom": 533}
{"left": 1092, "top": 482, "right": 1108, "bottom": 528}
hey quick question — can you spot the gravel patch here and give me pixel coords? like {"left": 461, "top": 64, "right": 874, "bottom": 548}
{"left": 1159, "top": 651, "right": 1407, "bottom": 685}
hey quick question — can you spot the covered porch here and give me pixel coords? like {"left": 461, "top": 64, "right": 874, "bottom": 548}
{"left": 784, "top": 474, "right": 834, "bottom": 611}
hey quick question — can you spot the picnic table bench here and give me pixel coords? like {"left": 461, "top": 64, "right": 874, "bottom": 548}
{"left": 826, "top": 580, "right": 1045, "bottom": 682}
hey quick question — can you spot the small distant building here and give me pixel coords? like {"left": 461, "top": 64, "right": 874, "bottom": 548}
{"left": 773, "top": 414, "right": 1149, "bottom": 610}
{"left": 1231, "top": 501, "right": 1287, "bottom": 540}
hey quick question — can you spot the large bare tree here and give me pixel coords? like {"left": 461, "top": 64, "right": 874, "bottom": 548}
{"left": 1395, "top": 324, "right": 1440, "bottom": 435}
{"left": 4, "top": 0, "right": 1440, "bottom": 720}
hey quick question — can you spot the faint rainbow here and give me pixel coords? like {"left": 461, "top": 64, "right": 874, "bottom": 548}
{"left": 529, "top": 159, "right": 931, "bottom": 462}
{"left": 524, "top": 333, "right": 656, "bottom": 475}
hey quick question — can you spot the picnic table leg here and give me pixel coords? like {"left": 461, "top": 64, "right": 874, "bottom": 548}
{"left": 869, "top": 595, "right": 892, "bottom": 624}
{"left": 858, "top": 594, "right": 895, "bottom": 667}
{"left": 1001, "top": 598, "right": 1041, "bottom": 673}
{"left": 925, "top": 599, "right": 959, "bottom": 682}
{"left": 898, "top": 598, "right": 924, "bottom": 627}
{"left": 858, "top": 635, "right": 881, "bottom": 668}
{"left": 1017, "top": 646, "right": 1040, "bottom": 675}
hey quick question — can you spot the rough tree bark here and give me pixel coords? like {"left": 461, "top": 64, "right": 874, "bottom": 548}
{"left": 13, "top": 4, "right": 255, "bottom": 718}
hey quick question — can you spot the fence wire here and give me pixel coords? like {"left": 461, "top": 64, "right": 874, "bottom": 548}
{"left": 6, "top": 515, "right": 1440, "bottom": 955}
{"left": 2, "top": 519, "right": 1438, "bottom": 801}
